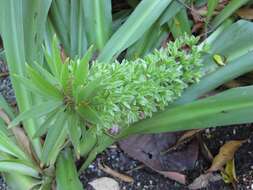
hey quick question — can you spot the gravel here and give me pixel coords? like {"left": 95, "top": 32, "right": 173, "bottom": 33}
{"left": 0, "top": 60, "right": 15, "bottom": 105}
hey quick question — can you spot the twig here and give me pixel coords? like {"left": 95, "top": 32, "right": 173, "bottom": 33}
{"left": 98, "top": 162, "right": 134, "bottom": 183}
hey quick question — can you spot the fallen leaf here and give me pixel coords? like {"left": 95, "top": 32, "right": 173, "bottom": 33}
{"left": 177, "top": 129, "right": 202, "bottom": 145}
{"left": 208, "top": 140, "right": 245, "bottom": 172}
{"left": 88, "top": 177, "right": 120, "bottom": 190}
{"left": 236, "top": 8, "right": 253, "bottom": 20}
{"left": 119, "top": 133, "right": 199, "bottom": 184}
{"left": 98, "top": 162, "right": 134, "bottom": 183}
{"left": 188, "top": 173, "right": 222, "bottom": 190}
{"left": 0, "top": 108, "right": 11, "bottom": 124}
{"left": 221, "top": 158, "right": 237, "bottom": 184}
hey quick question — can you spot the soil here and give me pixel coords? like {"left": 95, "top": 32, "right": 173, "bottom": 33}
{"left": 80, "top": 124, "right": 253, "bottom": 190}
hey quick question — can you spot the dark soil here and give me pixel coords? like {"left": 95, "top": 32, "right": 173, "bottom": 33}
{"left": 80, "top": 124, "right": 253, "bottom": 190}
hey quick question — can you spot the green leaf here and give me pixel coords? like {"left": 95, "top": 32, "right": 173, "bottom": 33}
{"left": 79, "top": 127, "right": 97, "bottom": 156}
{"left": 75, "top": 45, "right": 94, "bottom": 85}
{"left": 41, "top": 112, "right": 68, "bottom": 165}
{"left": 207, "top": 0, "right": 219, "bottom": 20}
{"left": 9, "top": 100, "right": 63, "bottom": 128}
{"left": 98, "top": 0, "right": 173, "bottom": 62}
{"left": 159, "top": 0, "right": 184, "bottom": 25}
{"left": 0, "top": 159, "right": 39, "bottom": 178}
{"left": 76, "top": 105, "right": 102, "bottom": 125}
{"left": 56, "top": 148, "right": 83, "bottom": 190}
{"left": 83, "top": 0, "right": 112, "bottom": 50}
{"left": 120, "top": 86, "right": 253, "bottom": 136}
{"left": 13, "top": 74, "right": 59, "bottom": 99}
{"left": 211, "top": 0, "right": 251, "bottom": 29}
{"left": 4, "top": 173, "right": 40, "bottom": 190}
{"left": 168, "top": 7, "right": 191, "bottom": 38}
{"left": 75, "top": 79, "right": 102, "bottom": 103}
{"left": 33, "top": 108, "right": 62, "bottom": 138}
{"left": 67, "top": 114, "right": 81, "bottom": 155}
{"left": 0, "top": 129, "right": 27, "bottom": 160}
{"left": 26, "top": 64, "right": 63, "bottom": 99}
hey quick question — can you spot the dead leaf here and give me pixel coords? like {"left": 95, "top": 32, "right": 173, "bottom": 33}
{"left": 98, "top": 162, "right": 134, "bottom": 183}
{"left": 88, "top": 177, "right": 120, "bottom": 190}
{"left": 236, "top": 8, "right": 253, "bottom": 20}
{"left": 0, "top": 108, "right": 11, "bottom": 124}
{"left": 188, "top": 173, "right": 222, "bottom": 190}
{"left": 0, "top": 109, "right": 37, "bottom": 162}
{"left": 177, "top": 129, "right": 202, "bottom": 144}
{"left": 119, "top": 133, "right": 199, "bottom": 184}
{"left": 221, "top": 159, "right": 237, "bottom": 184}
{"left": 208, "top": 140, "right": 245, "bottom": 172}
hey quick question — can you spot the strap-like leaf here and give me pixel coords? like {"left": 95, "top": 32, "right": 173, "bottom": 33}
{"left": 67, "top": 114, "right": 81, "bottom": 155}
{"left": 41, "top": 112, "right": 68, "bottom": 165}
{"left": 26, "top": 64, "right": 63, "bottom": 99}
{"left": 76, "top": 105, "right": 102, "bottom": 125}
{"left": 9, "top": 100, "right": 62, "bottom": 128}
{"left": 0, "top": 159, "right": 39, "bottom": 178}
{"left": 56, "top": 148, "right": 83, "bottom": 190}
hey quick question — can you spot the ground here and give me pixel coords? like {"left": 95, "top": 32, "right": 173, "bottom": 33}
{"left": 80, "top": 125, "right": 253, "bottom": 190}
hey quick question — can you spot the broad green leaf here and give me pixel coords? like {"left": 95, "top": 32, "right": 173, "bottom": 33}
{"left": 76, "top": 105, "right": 102, "bottom": 125}
{"left": 41, "top": 112, "right": 68, "bottom": 165}
{"left": 50, "top": 0, "right": 88, "bottom": 57}
{"left": 67, "top": 114, "right": 81, "bottom": 154}
{"left": 211, "top": 0, "right": 251, "bottom": 29}
{"left": 26, "top": 64, "right": 63, "bottom": 99}
{"left": 0, "top": 0, "right": 44, "bottom": 157}
{"left": 14, "top": 74, "right": 59, "bottom": 99}
{"left": 4, "top": 173, "right": 40, "bottom": 190}
{"left": 83, "top": 0, "right": 112, "bottom": 50}
{"left": 159, "top": 0, "right": 184, "bottom": 25}
{"left": 175, "top": 53, "right": 253, "bottom": 105}
{"left": 60, "top": 61, "right": 70, "bottom": 91}
{"left": 79, "top": 127, "right": 97, "bottom": 156}
{"left": 168, "top": 8, "right": 191, "bottom": 38}
{"left": 9, "top": 101, "right": 63, "bottom": 128}
{"left": 126, "top": 21, "right": 166, "bottom": 59}
{"left": 74, "top": 45, "right": 94, "bottom": 87}
{"left": 0, "top": 159, "right": 39, "bottom": 178}
{"left": 79, "top": 133, "right": 113, "bottom": 172}
{"left": 0, "top": 130, "right": 27, "bottom": 160}
{"left": 120, "top": 85, "right": 253, "bottom": 136}
{"left": 56, "top": 149, "right": 83, "bottom": 190}
{"left": 33, "top": 108, "right": 62, "bottom": 138}
{"left": 98, "top": 0, "right": 173, "bottom": 62}
{"left": 50, "top": 35, "right": 64, "bottom": 80}
{"left": 75, "top": 80, "right": 102, "bottom": 103}
{"left": 33, "top": 61, "right": 59, "bottom": 86}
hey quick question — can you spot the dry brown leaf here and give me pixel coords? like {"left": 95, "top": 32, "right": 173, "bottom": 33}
{"left": 0, "top": 109, "right": 36, "bottom": 162}
{"left": 188, "top": 173, "right": 221, "bottom": 190}
{"left": 177, "top": 129, "right": 202, "bottom": 144}
{"left": 236, "top": 8, "right": 253, "bottom": 20}
{"left": 221, "top": 158, "right": 237, "bottom": 184}
{"left": 98, "top": 162, "right": 134, "bottom": 183}
{"left": 89, "top": 177, "right": 120, "bottom": 190}
{"left": 0, "top": 108, "right": 11, "bottom": 124}
{"left": 207, "top": 140, "right": 245, "bottom": 172}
